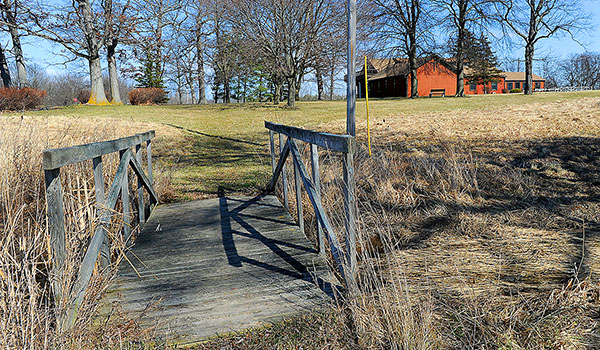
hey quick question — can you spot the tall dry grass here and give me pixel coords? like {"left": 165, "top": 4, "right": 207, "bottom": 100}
{"left": 0, "top": 115, "right": 174, "bottom": 348}
{"left": 276, "top": 128, "right": 600, "bottom": 348}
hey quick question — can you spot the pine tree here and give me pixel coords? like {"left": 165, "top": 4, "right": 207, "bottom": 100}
{"left": 462, "top": 32, "right": 503, "bottom": 91}
{"left": 135, "top": 48, "right": 167, "bottom": 89}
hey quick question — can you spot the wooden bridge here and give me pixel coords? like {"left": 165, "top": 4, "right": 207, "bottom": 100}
{"left": 43, "top": 123, "right": 357, "bottom": 343}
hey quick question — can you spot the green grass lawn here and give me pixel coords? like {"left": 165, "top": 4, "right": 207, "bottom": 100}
{"left": 26, "top": 90, "right": 600, "bottom": 199}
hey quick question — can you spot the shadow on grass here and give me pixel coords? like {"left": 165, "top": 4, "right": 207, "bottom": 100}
{"left": 344, "top": 136, "right": 600, "bottom": 290}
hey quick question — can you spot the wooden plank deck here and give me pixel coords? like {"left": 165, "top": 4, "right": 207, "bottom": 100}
{"left": 103, "top": 194, "right": 335, "bottom": 344}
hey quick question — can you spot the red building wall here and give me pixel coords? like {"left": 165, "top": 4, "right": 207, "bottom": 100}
{"left": 407, "top": 59, "right": 457, "bottom": 97}
{"left": 465, "top": 78, "right": 506, "bottom": 95}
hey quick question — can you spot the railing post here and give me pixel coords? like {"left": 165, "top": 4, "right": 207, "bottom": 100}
{"left": 119, "top": 149, "right": 132, "bottom": 243}
{"left": 310, "top": 144, "right": 324, "bottom": 255}
{"left": 293, "top": 142, "right": 304, "bottom": 235}
{"left": 269, "top": 130, "right": 276, "bottom": 175}
{"left": 279, "top": 133, "right": 289, "bottom": 211}
{"left": 343, "top": 138, "right": 357, "bottom": 289}
{"left": 44, "top": 168, "right": 67, "bottom": 328}
{"left": 146, "top": 139, "right": 155, "bottom": 215}
{"left": 92, "top": 156, "right": 111, "bottom": 268}
{"left": 135, "top": 144, "right": 145, "bottom": 224}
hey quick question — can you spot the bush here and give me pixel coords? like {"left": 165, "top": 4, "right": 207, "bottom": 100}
{"left": 502, "top": 88, "right": 509, "bottom": 94}
{"left": 510, "top": 88, "right": 522, "bottom": 93}
{"left": 0, "top": 88, "right": 47, "bottom": 111}
{"left": 128, "top": 88, "right": 168, "bottom": 105}
{"left": 76, "top": 90, "right": 90, "bottom": 104}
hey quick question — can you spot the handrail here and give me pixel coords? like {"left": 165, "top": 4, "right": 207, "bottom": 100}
{"left": 43, "top": 131, "right": 155, "bottom": 170}
{"left": 43, "top": 130, "right": 157, "bottom": 331}
{"left": 265, "top": 121, "right": 357, "bottom": 290}
{"left": 265, "top": 122, "right": 352, "bottom": 153}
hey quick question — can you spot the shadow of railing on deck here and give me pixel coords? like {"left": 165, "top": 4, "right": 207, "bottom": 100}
{"left": 217, "top": 186, "right": 335, "bottom": 297}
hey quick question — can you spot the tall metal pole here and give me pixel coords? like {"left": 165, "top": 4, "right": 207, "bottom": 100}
{"left": 346, "top": 0, "right": 356, "bottom": 136}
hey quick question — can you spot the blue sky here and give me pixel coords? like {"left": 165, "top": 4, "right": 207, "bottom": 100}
{"left": 10, "top": 0, "right": 600, "bottom": 96}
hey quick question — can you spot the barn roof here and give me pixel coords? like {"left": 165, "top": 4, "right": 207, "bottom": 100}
{"left": 502, "top": 72, "right": 546, "bottom": 81}
{"left": 359, "top": 56, "right": 454, "bottom": 81}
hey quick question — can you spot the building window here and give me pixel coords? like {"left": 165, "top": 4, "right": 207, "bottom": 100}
{"left": 470, "top": 83, "right": 476, "bottom": 91}
{"left": 492, "top": 82, "right": 498, "bottom": 90}
{"left": 535, "top": 82, "right": 541, "bottom": 89}
{"left": 507, "top": 82, "right": 513, "bottom": 90}
{"left": 515, "top": 82, "right": 521, "bottom": 89}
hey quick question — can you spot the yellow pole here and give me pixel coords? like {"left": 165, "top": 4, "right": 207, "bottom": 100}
{"left": 365, "top": 56, "right": 372, "bottom": 157}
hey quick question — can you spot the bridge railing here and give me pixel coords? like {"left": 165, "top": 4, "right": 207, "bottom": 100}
{"left": 265, "top": 121, "right": 357, "bottom": 289}
{"left": 43, "top": 130, "right": 158, "bottom": 330}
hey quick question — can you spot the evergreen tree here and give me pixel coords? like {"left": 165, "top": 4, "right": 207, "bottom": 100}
{"left": 135, "top": 48, "right": 167, "bottom": 89}
{"left": 462, "top": 32, "right": 503, "bottom": 90}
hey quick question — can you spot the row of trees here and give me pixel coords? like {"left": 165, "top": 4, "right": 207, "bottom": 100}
{"left": 0, "top": 0, "right": 592, "bottom": 105}
{"left": 372, "top": 0, "right": 589, "bottom": 97}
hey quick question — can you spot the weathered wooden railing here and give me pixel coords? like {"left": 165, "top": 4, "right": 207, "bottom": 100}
{"left": 43, "top": 131, "right": 158, "bottom": 330}
{"left": 265, "top": 122, "right": 357, "bottom": 288}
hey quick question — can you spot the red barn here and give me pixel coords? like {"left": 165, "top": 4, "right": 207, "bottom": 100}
{"left": 356, "top": 56, "right": 456, "bottom": 98}
{"left": 356, "top": 57, "right": 546, "bottom": 97}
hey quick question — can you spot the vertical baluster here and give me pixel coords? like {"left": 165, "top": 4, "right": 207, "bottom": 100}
{"left": 146, "top": 139, "right": 155, "bottom": 216}
{"left": 44, "top": 168, "right": 67, "bottom": 328}
{"left": 135, "top": 144, "right": 145, "bottom": 224}
{"left": 310, "top": 144, "right": 324, "bottom": 255}
{"left": 269, "top": 130, "right": 276, "bottom": 175}
{"left": 343, "top": 139, "right": 357, "bottom": 289}
{"left": 292, "top": 140, "right": 304, "bottom": 235}
{"left": 119, "top": 150, "right": 132, "bottom": 243}
{"left": 92, "top": 156, "right": 110, "bottom": 268}
{"left": 279, "top": 133, "right": 289, "bottom": 211}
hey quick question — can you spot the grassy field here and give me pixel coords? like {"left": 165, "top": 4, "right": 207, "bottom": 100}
{"left": 3, "top": 90, "right": 600, "bottom": 348}
{"left": 22, "top": 90, "right": 600, "bottom": 200}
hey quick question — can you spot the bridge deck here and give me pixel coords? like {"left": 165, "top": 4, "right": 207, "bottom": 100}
{"left": 104, "top": 194, "right": 334, "bottom": 344}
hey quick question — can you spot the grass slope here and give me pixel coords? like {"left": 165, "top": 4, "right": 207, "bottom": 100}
{"left": 23, "top": 90, "right": 600, "bottom": 200}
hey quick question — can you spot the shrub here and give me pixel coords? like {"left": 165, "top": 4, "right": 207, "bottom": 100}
{"left": 0, "top": 88, "right": 47, "bottom": 111}
{"left": 502, "top": 88, "right": 509, "bottom": 94}
{"left": 128, "top": 88, "right": 168, "bottom": 105}
{"left": 76, "top": 89, "right": 90, "bottom": 104}
{"left": 510, "top": 88, "right": 522, "bottom": 93}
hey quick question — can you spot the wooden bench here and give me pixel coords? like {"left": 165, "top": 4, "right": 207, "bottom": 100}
{"left": 429, "top": 89, "right": 446, "bottom": 98}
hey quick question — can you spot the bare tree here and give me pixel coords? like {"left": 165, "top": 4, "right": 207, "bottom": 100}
{"left": 104, "top": 0, "right": 132, "bottom": 104}
{"left": 186, "top": 0, "right": 209, "bottom": 104}
{"left": 26, "top": 0, "right": 110, "bottom": 104}
{"left": 371, "top": 0, "right": 430, "bottom": 98}
{"left": 561, "top": 53, "right": 600, "bottom": 89}
{"left": 0, "top": 42, "right": 10, "bottom": 87}
{"left": 431, "top": 0, "right": 497, "bottom": 96}
{"left": 0, "top": 0, "right": 26, "bottom": 87}
{"left": 495, "top": 0, "right": 590, "bottom": 94}
{"left": 128, "top": 0, "right": 184, "bottom": 90}
{"left": 231, "top": 0, "right": 338, "bottom": 107}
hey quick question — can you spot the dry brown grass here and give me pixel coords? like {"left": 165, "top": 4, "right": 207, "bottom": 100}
{"left": 0, "top": 115, "right": 178, "bottom": 348}
{"left": 269, "top": 96, "right": 600, "bottom": 349}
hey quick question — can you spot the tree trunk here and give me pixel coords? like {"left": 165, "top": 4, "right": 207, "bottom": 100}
{"left": 316, "top": 65, "right": 324, "bottom": 100}
{"left": 274, "top": 81, "right": 281, "bottom": 105}
{"left": 87, "top": 57, "right": 110, "bottom": 105}
{"left": 224, "top": 78, "right": 231, "bottom": 103}
{"left": 0, "top": 44, "right": 11, "bottom": 88}
{"left": 524, "top": 43, "right": 534, "bottom": 95}
{"left": 287, "top": 76, "right": 296, "bottom": 107}
{"left": 295, "top": 74, "right": 302, "bottom": 101}
{"left": 79, "top": 0, "right": 109, "bottom": 105}
{"left": 107, "top": 45, "right": 123, "bottom": 104}
{"left": 243, "top": 76, "right": 247, "bottom": 103}
{"left": 329, "top": 68, "right": 335, "bottom": 100}
{"left": 3, "top": 0, "right": 26, "bottom": 87}
{"left": 196, "top": 30, "right": 207, "bottom": 104}
{"left": 455, "top": 19, "right": 466, "bottom": 96}
{"left": 409, "top": 55, "right": 418, "bottom": 98}
{"left": 409, "top": 33, "right": 418, "bottom": 98}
